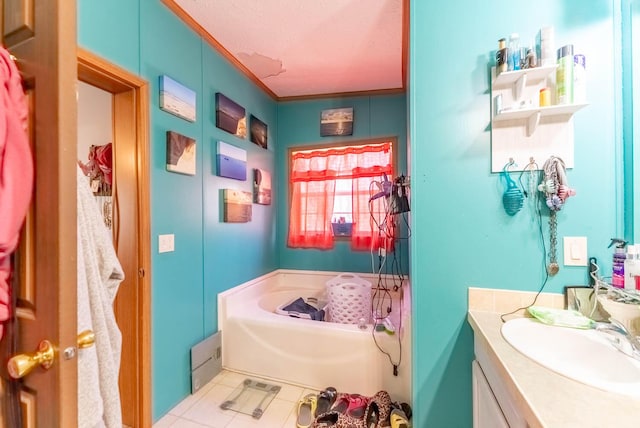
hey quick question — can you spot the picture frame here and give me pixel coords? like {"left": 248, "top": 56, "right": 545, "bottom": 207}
{"left": 320, "top": 107, "right": 353, "bottom": 137}
{"left": 223, "top": 189, "right": 252, "bottom": 223}
{"left": 249, "top": 115, "right": 268, "bottom": 149}
{"left": 253, "top": 168, "right": 272, "bottom": 205}
{"left": 216, "top": 141, "right": 247, "bottom": 181}
{"left": 215, "top": 93, "right": 247, "bottom": 138}
{"left": 166, "top": 131, "right": 196, "bottom": 176}
{"left": 159, "top": 75, "right": 196, "bottom": 122}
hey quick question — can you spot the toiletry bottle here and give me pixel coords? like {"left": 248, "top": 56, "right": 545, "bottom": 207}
{"left": 624, "top": 244, "right": 640, "bottom": 290}
{"left": 556, "top": 45, "right": 574, "bottom": 104}
{"left": 609, "top": 238, "right": 627, "bottom": 288}
{"left": 539, "top": 26, "right": 555, "bottom": 67}
{"left": 573, "top": 54, "right": 586, "bottom": 104}
{"left": 525, "top": 41, "right": 537, "bottom": 69}
{"left": 496, "top": 38, "right": 508, "bottom": 75}
{"left": 508, "top": 33, "right": 520, "bottom": 71}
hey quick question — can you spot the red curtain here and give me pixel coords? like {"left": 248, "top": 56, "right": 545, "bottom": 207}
{"left": 287, "top": 142, "right": 393, "bottom": 250}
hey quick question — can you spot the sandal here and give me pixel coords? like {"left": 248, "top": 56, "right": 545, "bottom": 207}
{"left": 312, "top": 410, "right": 366, "bottom": 428}
{"left": 331, "top": 393, "right": 369, "bottom": 418}
{"left": 363, "top": 390, "right": 392, "bottom": 428}
{"left": 315, "top": 387, "right": 338, "bottom": 417}
{"left": 297, "top": 393, "right": 317, "bottom": 428}
{"left": 390, "top": 408, "right": 411, "bottom": 428}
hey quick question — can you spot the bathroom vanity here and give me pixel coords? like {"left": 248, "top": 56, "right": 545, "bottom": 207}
{"left": 469, "top": 310, "right": 640, "bottom": 428}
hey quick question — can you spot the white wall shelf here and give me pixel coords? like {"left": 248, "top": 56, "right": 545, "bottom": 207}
{"left": 493, "top": 103, "right": 588, "bottom": 122}
{"left": 490, "top": 65, "right": 587, "bottom": 172}
{"left": 492, "top": 65, "right": 557, "bottom": 87}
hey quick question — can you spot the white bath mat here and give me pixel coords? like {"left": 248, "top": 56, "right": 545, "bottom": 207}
{"left": 219, "top": 378, "right": 281, "bottom": 419}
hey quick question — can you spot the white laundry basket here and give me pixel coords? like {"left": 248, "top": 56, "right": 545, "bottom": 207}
{"left": 326, "top": 273, "right": 372, "bottom": 324}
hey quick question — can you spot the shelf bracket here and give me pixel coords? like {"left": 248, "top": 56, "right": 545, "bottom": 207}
{"left": 513, "top": 74, "right": 527, "bottom": 100}
{"left": 527, "top": 111, "right": 541, "bottom": 137}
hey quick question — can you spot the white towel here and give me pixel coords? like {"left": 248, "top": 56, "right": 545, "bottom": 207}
{"left": 77, "top": 166, "right": 124, "bottom": 428}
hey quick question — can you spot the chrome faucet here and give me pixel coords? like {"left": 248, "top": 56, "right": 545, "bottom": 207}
{"left": 595, "top": 319, "right": 640, "bottom": 361}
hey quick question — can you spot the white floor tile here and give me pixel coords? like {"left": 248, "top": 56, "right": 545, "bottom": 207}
{"left": 274, "top": 383, "right": 305, "bottom": 403}
{"left": 216, "top": 371, "right": 252, "bottom": 388}
{"left": 168, "top": 418, "right": 211, "bottom": 428}
{"left": 159, "top": 370, "right": 316, "bottom": 428}
{"left": 167, "top": 391, "right": 204, "bottom": 417}
{"left": 152, "top": 413, "right": 178, "bottom": 428}
{"left": 180, "top": 384, "right": 236, "bottom": 428}
{"left": 283, "top": 410, "right": 299, "bottom": 428}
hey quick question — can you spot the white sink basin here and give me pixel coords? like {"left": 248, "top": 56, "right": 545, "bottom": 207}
{"left": 501, "top": 318, "right": 640, "bottom": 397}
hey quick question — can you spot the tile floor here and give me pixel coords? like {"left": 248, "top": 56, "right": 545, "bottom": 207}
{"left": 152, "top": 370, "right": 316, "bottom": 428}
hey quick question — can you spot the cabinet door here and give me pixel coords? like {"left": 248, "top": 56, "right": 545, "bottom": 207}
{"left": 473, "top": 360, "right": 510, "bottom": 428}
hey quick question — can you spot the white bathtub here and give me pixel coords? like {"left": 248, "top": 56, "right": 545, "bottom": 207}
{"left": 218, "top": 269, "right": 412, "bottom": 404}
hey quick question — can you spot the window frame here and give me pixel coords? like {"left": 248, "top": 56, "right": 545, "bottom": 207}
{"left": 287, "top": 136, "right": 398, "bottom": 241}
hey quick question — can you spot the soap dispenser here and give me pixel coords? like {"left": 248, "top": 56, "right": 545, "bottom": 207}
{"left": 609, "top": 238, "right": 628, "bottom": 288}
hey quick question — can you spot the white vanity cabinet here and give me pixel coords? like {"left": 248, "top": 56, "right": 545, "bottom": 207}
{"left": 473, "top": 337, "right": 528, "bottom": 428}
{"left": 472, "top": 360, "right": 509, "bottom": 428}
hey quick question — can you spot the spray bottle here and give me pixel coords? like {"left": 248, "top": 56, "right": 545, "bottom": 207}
{"left": 624, "top": 244, "right": 640, "bottom": 290}
{"left": 609, "top": 238, "right": 628, "bottom": 288}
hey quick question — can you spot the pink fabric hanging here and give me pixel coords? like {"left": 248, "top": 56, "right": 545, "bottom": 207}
{"left": 0, "top": 47, "right": 33, "bottom": 340}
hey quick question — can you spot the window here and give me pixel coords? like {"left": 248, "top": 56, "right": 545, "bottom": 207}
{"left": 287, "top": 139, "right": 395, "bottom": 250}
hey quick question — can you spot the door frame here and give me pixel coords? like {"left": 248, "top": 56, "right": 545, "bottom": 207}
{"left": 77, "top": 47, "right": 151, "bottom": 428}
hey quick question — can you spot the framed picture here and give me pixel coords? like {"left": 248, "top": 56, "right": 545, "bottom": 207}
{"left": 320, "top": 107, "right": 353, "bottom": 137}
{"left": 216, "top": 141, "right": 246, "bottom": 181}
{"left": 249, "top": 115, "right": 268, "bottom": 149}
{"left": 215, "top": 93, "right": 246, "bottom": 138}
{"left": 223, "top": 189, "right": 252, "bottom": 223}
{"left": 166, "top": 131, "right": 196, "bottom": 175}
{"left": 253, "top": 168, "right": 272, "bottom": 205}
{"left": 159, "top": 75, "right": 196, "bottom": 122}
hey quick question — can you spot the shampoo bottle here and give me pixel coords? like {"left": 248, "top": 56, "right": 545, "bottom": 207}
{"left": 610, "top": 238, "right": 627, "bottom": 288}
{"left": 556, "top": 44, "right": 574, "bottom": 104}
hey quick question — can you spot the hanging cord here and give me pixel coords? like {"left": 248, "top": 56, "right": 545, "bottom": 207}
{"left": 370, "top": 260, "right": 403, "bottom": 376}
{"left": 500, "top": 168, "right": 550, "bottom": 322}
{"left": 367, "top": 177, "right": 404, "bottom": 375}
{"left": 518, "top": 159, "right": 539, "bottom": 199}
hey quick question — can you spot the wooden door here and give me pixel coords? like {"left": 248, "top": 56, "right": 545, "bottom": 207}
{"left": 1, "top": 1, "right": 78, "bottom": 427}
{"left": 77, "top": 49, "right": 152, "bottom": 428}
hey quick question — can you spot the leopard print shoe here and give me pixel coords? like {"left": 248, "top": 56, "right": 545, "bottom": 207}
{"left": 312, "top": 410, "right": 366, "bottom": 428}
{"left": 363, "top": 390, "right": 393, "bottom": 428}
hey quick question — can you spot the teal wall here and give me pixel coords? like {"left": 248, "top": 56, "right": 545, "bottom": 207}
{"left": 80, "top": 0, "right": 278, "bottom": 419}
{"left": 410, "top": 1, "right": 622, "bottom": 426}
{"left": 79, "top": 0, "right": 635, "bottom": 426}
{"left": 276, "top": 95, "right": 409, "bottom": 273}
{"left": 78, "top": 0, "right": 140, "bottom": 73}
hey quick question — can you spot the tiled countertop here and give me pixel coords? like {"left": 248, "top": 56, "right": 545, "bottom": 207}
{"left": 468, "top": 308, "right": 640, "bottom": 428}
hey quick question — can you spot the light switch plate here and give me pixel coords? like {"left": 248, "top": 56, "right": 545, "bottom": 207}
{"left": 159, "top": 234, "right": 175, "bottom": 253}
{"left": 563, "top": 236, "right": 587, "bottom": 266}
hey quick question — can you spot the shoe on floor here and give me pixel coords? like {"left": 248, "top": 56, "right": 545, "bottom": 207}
{"left": 297, "top": 393, "right": 317, "bottom": 428}
{"left": 331, "top": 393, "right": 369, "bottom": 418}
{"left": 313, "top": 410, "right": 367, "bottom": 428}
{"left": 390, "top": 408, "right": 411, "bottom": 428}
{"left": 363, "top": 390, "right": 392, "bottom": 428}
{"left": 315, "top": 387, "right": 338, "bottom": 417}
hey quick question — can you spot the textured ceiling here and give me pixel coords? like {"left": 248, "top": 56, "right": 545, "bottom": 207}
{"left": 169, "top": 0, "right": 405, "bottom": 99}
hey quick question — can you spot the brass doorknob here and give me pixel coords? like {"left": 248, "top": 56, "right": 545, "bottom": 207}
{"left": 7, "top": 340, "right": 55, "bottom": 379}
{"left": 77, "top": 330, "right": 95, "bottom": 349}
{"left": 7, "top": 330, "right": 95, "bottom": 379}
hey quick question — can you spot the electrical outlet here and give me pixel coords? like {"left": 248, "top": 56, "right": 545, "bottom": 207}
{"left": 563, "top": 236, "right": 587, "bottom": 266}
